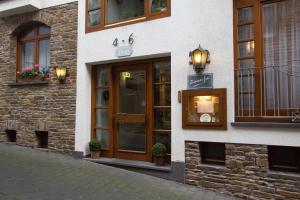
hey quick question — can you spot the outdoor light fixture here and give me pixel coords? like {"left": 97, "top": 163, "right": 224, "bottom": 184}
{"left": 189, "top": 45, "right": 210, "bottom": 73}
{"left": 55, "top": 66, "right": 67, "bottom": 83}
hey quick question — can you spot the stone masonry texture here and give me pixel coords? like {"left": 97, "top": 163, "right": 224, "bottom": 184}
{"left": 0, "top": 2, "right": 78, "bottom": 153}
{"left": 185, "top": 141, "right": 300, "bottom": 200}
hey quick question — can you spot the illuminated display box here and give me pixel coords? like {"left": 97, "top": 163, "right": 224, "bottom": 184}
{"left": 182, "top": 88, "right": 227, "bottom": 130}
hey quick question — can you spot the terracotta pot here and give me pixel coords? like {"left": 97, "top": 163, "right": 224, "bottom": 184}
{"left": 90, "top": 150, "right": 101, "bottom": 159}
{"left": 154, "top": 156, "right": 166, "bottom": 166}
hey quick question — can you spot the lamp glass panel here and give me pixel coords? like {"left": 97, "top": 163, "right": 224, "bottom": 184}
{"left": 193, "top": 50, "right": 202, "bottom": 65}
{"left": 201, "top": 51, "right": 208, "bottom": 65}
{"left": 60, "top": 67, "right": 67, "bottom": 77}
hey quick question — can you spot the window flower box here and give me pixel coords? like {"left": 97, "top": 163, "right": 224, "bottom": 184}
{"left": 17, "top": 65, "right": 49, "bottom": 83}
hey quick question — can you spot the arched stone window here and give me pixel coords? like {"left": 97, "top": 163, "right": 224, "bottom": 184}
{"left": 16, "top": 24, "right": 50, "bottom": 81}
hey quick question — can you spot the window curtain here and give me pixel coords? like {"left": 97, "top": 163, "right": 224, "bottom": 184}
{"left": 21, "top": 42, "right": 34, "bottom": 71}
{"left": 263, "top": 0, "right": 300, "bottom": 110}
{"left": 39, "top": 39, "right": 50, "bottom": 73}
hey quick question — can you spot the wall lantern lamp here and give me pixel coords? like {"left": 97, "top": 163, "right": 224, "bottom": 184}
{"left": 55, "top": 66, "right": 67, "bottom": 83}
{"left": 189, "top": 45, "right": 210, "bottom": 73}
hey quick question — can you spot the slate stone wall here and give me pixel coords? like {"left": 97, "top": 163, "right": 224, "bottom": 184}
{"left": 0, "top": 2, "right": 78, "bottom": 154}
{"left": 185, "top": 141, "right": 300, "bottom": 200}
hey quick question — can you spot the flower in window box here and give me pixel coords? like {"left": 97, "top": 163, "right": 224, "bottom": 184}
{"left": 34, "top": 64, "right": 39, "bottom": 70}
{"left": 17, "top": 67, "right": 40, "bottom": 81}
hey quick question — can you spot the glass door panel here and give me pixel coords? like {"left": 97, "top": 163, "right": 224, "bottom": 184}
{"left": 118, "top": 123, "right": 145, "bottom": 152}
{"left": 119, "top": 71, "right": 146, "bottom": 114}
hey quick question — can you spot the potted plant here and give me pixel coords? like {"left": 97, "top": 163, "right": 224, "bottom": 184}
{"left": 152, "top": 142, "right": 167, "bottom": 166}
{"left": 17, "top": 64, "right": 49, "bottom": 82}
{"left": 89, "top": 139, "right": 101, "bottom": 159}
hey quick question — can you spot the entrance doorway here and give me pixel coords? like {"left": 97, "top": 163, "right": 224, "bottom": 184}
{"left": 92, "top": 58, "right": 171, "bottom": 162}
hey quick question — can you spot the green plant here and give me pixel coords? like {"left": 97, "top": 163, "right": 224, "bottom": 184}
{"left": 40, "top": 68, "right": 49, "bottom": 80}
{"left": 17, "top": 68, "right": 39, "bottom": 79}
{"left": 152, "top": 143, "right": 167, "bottom": 157}
{"left": 89, "top": 139, "right": 101, "bottom": 151}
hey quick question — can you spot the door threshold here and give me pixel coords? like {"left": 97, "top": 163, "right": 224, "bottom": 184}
{"left": 85, "top": 157, "right": 171, "bottom": 172}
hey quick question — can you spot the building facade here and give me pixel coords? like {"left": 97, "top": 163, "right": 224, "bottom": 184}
{"left": 0, "top": 0, "right": 78, "bottom": 153}
{"left": 0, "top": 0, "right": 300, "bottom": 199}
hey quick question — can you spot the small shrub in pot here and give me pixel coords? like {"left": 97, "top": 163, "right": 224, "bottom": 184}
{"left": 89, "top": 139, "right": 101, "bottom": 159}
{"left": 152, "top": 143, "right": 167, "bottom": 166}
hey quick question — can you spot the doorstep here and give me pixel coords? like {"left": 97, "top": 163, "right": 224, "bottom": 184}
{"left": 85, "top": 157, "right": 171, "bottom": 172}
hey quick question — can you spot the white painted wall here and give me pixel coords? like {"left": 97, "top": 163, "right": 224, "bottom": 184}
{"left": 76, "top": 0, "right": 300, "bottom": 161}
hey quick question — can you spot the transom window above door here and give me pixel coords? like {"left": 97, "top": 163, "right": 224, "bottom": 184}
{"left": 233, "top": 0, "right": 300, "bottom": 123}
{"left": 86, "top": 0, "right": 171, "bottom": 32}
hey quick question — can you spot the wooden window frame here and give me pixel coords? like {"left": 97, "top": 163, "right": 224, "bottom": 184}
{"left": 233, "top": 0, "right": 300, "bottom": 123}
{"left": 182, "top": 88, "right": 227, "bottom": 130}
{"left": 16, "top": 25, "right": 50, "bottom": 82}
{"left": 85, "top": 0, "right": 171, "bottom": 33}
{"left": 268, "top": 145, "right": 300, "bottom": 173}
{"left": 200, "top": 142, "right": 226, "bottom": 166}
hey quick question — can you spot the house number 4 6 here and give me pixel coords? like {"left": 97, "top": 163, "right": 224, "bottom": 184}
{"left": 113, "top": 33, "right": 134, "bottom": 47}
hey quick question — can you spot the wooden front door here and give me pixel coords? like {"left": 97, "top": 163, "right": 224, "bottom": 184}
{"left": 113, "top": 64, "right": 151, "bottom": 161}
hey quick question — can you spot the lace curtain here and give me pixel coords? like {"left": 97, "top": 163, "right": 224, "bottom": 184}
{"left": 263, "top": 0, "right": 300, "bottom": 109}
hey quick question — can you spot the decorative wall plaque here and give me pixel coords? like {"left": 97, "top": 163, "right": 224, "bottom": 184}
{"left": 188, "top": 73, "right": 213, "bottom": 89}
{"left": 116, "top": 46, "right": 133, "bottom": 58}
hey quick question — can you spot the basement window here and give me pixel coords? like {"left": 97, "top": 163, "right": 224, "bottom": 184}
{"left": 268, "top": 146, "right": 300, "bottom": 173}
{"left": 200, "top": 142, "right": 225, "bottom": 166}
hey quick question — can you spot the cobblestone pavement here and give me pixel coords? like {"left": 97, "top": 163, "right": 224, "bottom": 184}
{"left": 0, "top": 143, "right": 237, "bottom": 200}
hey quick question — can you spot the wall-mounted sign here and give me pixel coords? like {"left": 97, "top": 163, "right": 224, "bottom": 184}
{"left": 116, "top": 46, "right": 133, "bottom": 58}
{"left": 188, "top": 73, "right": 213, "bottom": 89}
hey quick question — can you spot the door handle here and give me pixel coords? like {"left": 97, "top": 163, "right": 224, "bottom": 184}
{"left": 115, "top": 113, "right": 128, "bottom": 124}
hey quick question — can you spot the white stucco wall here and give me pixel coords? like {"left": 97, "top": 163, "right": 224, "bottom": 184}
{"left": 76, "top": 0, "right": 300, "bottom": 161}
